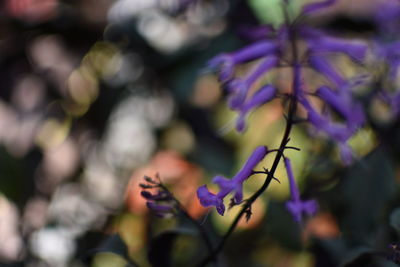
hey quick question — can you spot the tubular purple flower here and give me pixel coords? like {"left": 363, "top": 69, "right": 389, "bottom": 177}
{"left": 236, "top": 85, "right": 277, "bottom": 132}
{"left": 226, "top": 56, "right": 278, "bottom": 110}
{"left": 316, "top": 86, "right": 350, "bottom": 118}
{"left": 299, "top": 96, "right": 353, "bottom": 142}
{"left": 309, "top": 55, "right": 346, "bottom": 87}
{"left": 316, "top": 85, "right": 365, "bottom": 128}
{"left": 284, "top": 157, "right": 318, "bottom": 223}
{"left": 197, "top": 146, "right": 269, "bottom": 215}
{"left": 308, "top": 37, "right": 367, "bottom": 62}
{"left": 208, "top": 40, "right": 278, "bottom": 82}
{"left": 302, "top": 0, "right": 337, "bottom": 15}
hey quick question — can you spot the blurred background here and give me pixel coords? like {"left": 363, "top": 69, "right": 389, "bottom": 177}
{"left": 0, "top": 0, "right": 400, "bottom": 266}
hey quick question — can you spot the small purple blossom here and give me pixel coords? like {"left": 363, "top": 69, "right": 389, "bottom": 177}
{"left": 197, "top": 146, "right": 269, "bottom": 215}
{"left": 284, "top": 157, "right": 318, "bottom": 223}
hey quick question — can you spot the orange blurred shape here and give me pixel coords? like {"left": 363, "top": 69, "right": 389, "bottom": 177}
{"left": 125, "top": 150, "right": 207, "bottom": 219}
{"left": 6, "top": 0, "right": 58, "bottom": 23}
{"left": 303, "top": 213, "right": 340, "bottom": 242}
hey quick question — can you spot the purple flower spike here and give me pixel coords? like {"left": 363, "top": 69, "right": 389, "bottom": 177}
{"left": 197, "top": 146, "right": 268, "bottom": 215}
{"left": 309, "top": 55, "right": 346, "bottom": 87}
{"left": 226, "top": 79, "right": 248, "bottom": 109}
{"left": 302, "top": 0, "right": 337, "bottom": 15}
{"left": 236, "top": 85, "right": 277, "bottom": 132}
{"left": 308, "top": 37, "right": 367, "bottom": 62}
{"left": 284, "top": 157, "right": 318, "bottom": 223}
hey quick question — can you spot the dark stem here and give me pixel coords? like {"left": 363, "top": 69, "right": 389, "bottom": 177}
{"left": 195, "top": 3, "right": 300, "bottom": 266}
{"left": 158, "top": 184, "right": 216, "bottom": 264}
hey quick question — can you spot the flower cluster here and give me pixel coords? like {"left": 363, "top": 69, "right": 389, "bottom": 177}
{"left": 199, "top": 0, "right": 370, "bottom": 221}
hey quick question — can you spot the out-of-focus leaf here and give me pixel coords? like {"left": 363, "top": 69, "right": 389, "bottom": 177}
{"left": 85, "top": 234, "right": 138, "bottom": 267}
{"left": 331, "top": 148, "right": 396, "bottom": 243}
{"left": 148, "top": 227, "right": 197, "bottom": 267}
{"left": 342, "top": 251, "right": 397, "bottom": 267}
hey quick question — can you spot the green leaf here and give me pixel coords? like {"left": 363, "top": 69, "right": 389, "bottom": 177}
{"left": 148, "top": 227, "right": 198, "bottom": 267}
{"left": 85, "top": 234, "right": 139, "bottom": 267}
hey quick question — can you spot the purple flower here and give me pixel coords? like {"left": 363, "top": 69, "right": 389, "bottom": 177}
{"left": 197, "top": 146, "right": 269, "bottom": 215}
{"left": 208, "top": 40, "right": 278, "bottom": 83}
{"left": 316, "top": 85, "right": 365, "bottom": 127}
{"left": 284, "top": 157, "right": 318, "bottom": 223}
{"left": 236, "top": 85, "right": 277, "bottom": 132}
{"left": 307, "top": 36, "right": 367, "bottom": 62}
{"left": 309, "top": 54, "right": 346, "bottom": 87}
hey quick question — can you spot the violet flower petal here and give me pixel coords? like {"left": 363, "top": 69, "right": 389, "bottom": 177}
{"left": 197, "top": 185, "right": 225, "bottom": 215}
{"left": 236, "top": 85, "right": 277, "bottom": 132}
{"left": 309, "top": 55, "right": 346, "bottom": 87}
{"left": 208, "top": 41, "right": 279, "bottom": 82}
{"left": 308, "top": 37, "right": 367, "bottom": 62}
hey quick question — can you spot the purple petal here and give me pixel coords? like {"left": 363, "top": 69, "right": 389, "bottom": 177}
{"left": 300, "top": 96, "right": 353, "bottom": 142}
{"left": 309, "top": 55, "right": 345, "bottom": 87}
{"left": 236, "top": 85, "right": 277, "bottom": 132}
{"left": 316, "top": 86, "right": 350, "bottom": 118}
{"left": 308, "top": 37, "right": 367, "bottom": 62}
{"left": 226, "top": 79, "right": 248, "bottom": 109}
{"left": 316, "top": 86, "right": 365, "bottom": 127}
{"left": 208, "top": 54, "right": 234, "bottom": 82}
{"left": 302, "top": 0, "right": 337, "bottom": 15}
{"left": 197, "top": 185, "right": 225, "bottom": 215}
{"left": 213, "top": 176, "right": 235, "bottom": 198}
{"left": 235, "top": 146, "right": 269, "bottom": 182}
{"left": 245, "top": 56, "right": 279, "bottom": 86}
{"left": 286, "top": 193, "right": 318, "bottom": 223}
{"left": 284, "top": 157, "right": 300, "bottom": 201}
{"left": 229, "top": 40, "right": 279, "bottom": 64}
